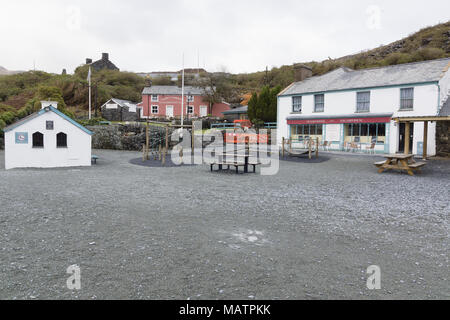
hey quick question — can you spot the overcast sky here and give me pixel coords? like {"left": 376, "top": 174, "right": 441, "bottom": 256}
{"left": 0, "top": 0, "right": 449, "bottom": 74}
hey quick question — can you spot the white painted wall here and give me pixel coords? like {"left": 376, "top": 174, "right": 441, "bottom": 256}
{"left": 5, "top": 111, "right": 92, "bottom": 169}
{"left": 438, "top": 65, "right": 450, "bottom": 112}
{"left": 277, "top": 83, "right": 440, "bottom": 156}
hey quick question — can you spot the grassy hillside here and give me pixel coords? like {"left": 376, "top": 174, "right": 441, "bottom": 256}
{"left": 0, "top": 21, "right": 449, "bottom": 130}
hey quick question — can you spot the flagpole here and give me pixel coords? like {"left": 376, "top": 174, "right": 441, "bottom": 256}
{"left": 181, "top": 53, "right": 185, "bottom": 127}
{"left": 88, "top": 66, "right": 92, "bottom": 120}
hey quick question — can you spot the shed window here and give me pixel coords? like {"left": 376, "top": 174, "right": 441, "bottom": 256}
{"left": 46, "top": 121, "right": 54, "bottom": 130}
{"left": 56, "top": 132, "right": 67, "bottom": 148}
{"left": 400, "top": 88, "right": 414, "bottom": 110}
{"left": 151, "top": 105, "right": 159, "bottom": 114}
{"left": 356, "top": 91, "right": 370, "bottom": 112}
{"left": 292, "top": 96, "right": 302, "bottom": 113}
{"left": 32, "top": 132, "right": 44, "bottom": 148}
{"left": 314, "top": 94, "right": 325, "bottom": 112}
{"left": 187, "top": 95, "right": 194, "bottom": 102}
{"left": 187, "top": 105, "right": 194, "bottom": 114}
{"left": 151, "top": 94, "right": 158, "bottom": 102}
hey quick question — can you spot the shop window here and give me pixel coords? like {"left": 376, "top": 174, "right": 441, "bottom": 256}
{"left": 32, "top": 132, "right": 44, "bottom": 148}
{"left": 57, "top": 132, "right": 67, "bottom": 148}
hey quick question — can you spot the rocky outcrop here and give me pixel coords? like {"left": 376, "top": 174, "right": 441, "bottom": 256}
{"left": 436, "top": 121, "right": 450, "bottom": 157}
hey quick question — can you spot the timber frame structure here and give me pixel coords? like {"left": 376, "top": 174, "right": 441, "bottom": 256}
{"left": 392, "top": 115, "right": 450, "bottom": 159}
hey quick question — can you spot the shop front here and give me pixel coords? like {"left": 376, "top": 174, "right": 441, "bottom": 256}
{"left": 287, "top": 113, "right": 393, "bottom": 154}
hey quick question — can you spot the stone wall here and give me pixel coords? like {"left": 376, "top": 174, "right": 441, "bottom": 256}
{"left": 87, "top": 123, "right": 167, "bottom": 151}
{"left": 436, "top": 121, "right": 450, "bottom": 156}
{"left": 101, "top": 106, "right": 139, "bottom": 122}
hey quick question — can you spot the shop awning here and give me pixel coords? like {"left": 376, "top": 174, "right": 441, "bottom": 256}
{"left": 287, "top": 113, "right": 393, "bottom": 125}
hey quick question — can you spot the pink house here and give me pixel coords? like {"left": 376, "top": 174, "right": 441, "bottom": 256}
{"left": 141, "top": 85, "right": 230, "bottom": 118}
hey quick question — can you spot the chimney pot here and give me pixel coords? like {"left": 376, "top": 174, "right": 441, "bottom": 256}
{"left": 102, "top": 53, "right": 109, "bottom": 61}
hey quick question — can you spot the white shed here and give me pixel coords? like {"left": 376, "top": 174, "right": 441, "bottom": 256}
{"left": 3, "top": 101, "right": 93, "bottom": 170}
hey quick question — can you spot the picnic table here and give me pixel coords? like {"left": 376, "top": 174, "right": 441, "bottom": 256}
{"left": 374, "top": 154, "right": 426, "bottom": 176}
{"left": 210, "top": 153, "right": 260, "bottom": 174}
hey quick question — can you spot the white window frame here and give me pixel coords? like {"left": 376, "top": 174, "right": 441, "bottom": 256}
{"left": 314, "top": 94, "right": 325, "bottom": 113}
{"left": 151, "top": 94, "right": 158, "bottom": 102}
{"left": 187, "top": 95, "right": 194, "bottom": 103}
{"left": 400, "top": 87, "right": 414, "bottom": 110}
{"left": 187, "top": 105, "right": 194, "bottom": 114}
{"left": 356, "top": 91, "right": 371, "bottom": 112}
{"left": 292, "top": 96, "right": 302, "bottom": 113}
{"left": 151, "top": 105, "right": 159, "bottom": 114}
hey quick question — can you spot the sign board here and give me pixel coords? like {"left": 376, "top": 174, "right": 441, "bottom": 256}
{"left": 15, "top": 132, "right": 28, "bottom": 144}
{"left": 288, "top": 117, "right": 391, "bottom": 125}
{"left": 326, "top": 124, "right": 340, "bottom": 142}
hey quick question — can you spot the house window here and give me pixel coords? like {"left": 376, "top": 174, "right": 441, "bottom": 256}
{"left": 56, "top": 132, "right": 67, "bottom": 148}
{"left": 151, "top": 94, "right": 158, "bottom": 102}
{"left": 187, "top": 105, "right": 194, "bottom": 114}
{"left": 292, "top": 96, "right": 302, "bottom": 113}
{"left": 356, "top": 91, "right": 370, "bottom": 112}
{"left": 32, "top": 132, "right": 44, "bottom": 148}
{"left": 314, "top": 94, "right": 325, "bottom": 112}
{"left": 187, "top": 95, "right": 194, "bottom": 103}
{"left": 400, "top": 88, "right": 414, "bottom": 110}
{"left": 46, "top": 121, "right": 54, "bottom": 130}
{"left": 151, "top": 105, "right": 159, "bottom": 114}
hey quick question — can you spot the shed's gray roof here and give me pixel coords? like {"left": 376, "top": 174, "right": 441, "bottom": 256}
{"left": 222, "top": 105, "right": 248, "bottom": 115}
{"left": 142, "top": 85, "right": 207, "bottom": 95}
{"left": 280, "top": 58, "right": 450, "bottom": 96}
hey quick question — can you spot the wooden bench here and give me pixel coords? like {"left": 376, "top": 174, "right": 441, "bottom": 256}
{"left": 374, "top": 161, "right": 386, "bottom": 167}
{"left": 91, "top": 155, "right": 99, "bottom": 164}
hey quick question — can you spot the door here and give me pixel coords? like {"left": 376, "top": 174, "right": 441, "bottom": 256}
{"left": 200, "top": 105, "right": 207, "bottom": 117}
{"left": 398, "top": 122, "right": 414, "bottom": 153}
{"left": 166, "top": 105, "right": 174, "bottom": 118}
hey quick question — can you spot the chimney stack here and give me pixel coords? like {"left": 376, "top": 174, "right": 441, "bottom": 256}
{"left": 293, "top": 64, "right": 313, "bottom": 82}
{"left": 86, "top": 58, "right": 92, "bottom": 64}
{"left": 41, "top": 101, "right": 58, "bottom": 109}
{"left": 102, "top": 53, "right": 109, "bottom": 61}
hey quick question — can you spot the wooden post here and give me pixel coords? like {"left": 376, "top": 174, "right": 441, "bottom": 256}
{"left": 142, "top": 144, "right": 146, "bottom": 161}
{"left": 404, "top": 122, "right": 410, "bottom": 155}
{"left": 282, "top": 137, "right": 285, "bottom": 157}
{"left": 158, "top": 144, "right": 162, "bottom": 161}
{"left": 309, "top": 138, "right": 312, "bottom": 159}
{"left": 165, "top": 126, "right": 169, "bottom": 151}
{"left": 145, "top": 123, "right": 149, "bottom": 160}
{"left": 423, "top": 121, "right": 428, "bottom": 160}
{"left": 316, "top": 137, "right": 319, "bottom": 158}
{"left": 162, "top": 147, "right": 166, "bottom": 166}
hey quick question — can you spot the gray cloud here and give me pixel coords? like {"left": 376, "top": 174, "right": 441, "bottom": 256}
{"left": 0, "top": 0, "right": 448, "bottom": 74}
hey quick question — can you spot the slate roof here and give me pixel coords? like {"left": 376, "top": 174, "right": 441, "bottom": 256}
{"left": 3, "top": 106, "right": 93, "bottom": 135}
{"left": 222, "top": 105, "right": 248, "bottom": 115}
{"left": 142, "top": 85, "right": 207, "bottom": 95}
{"left": 280, "top": 58, "right": 450, "bottom": 96}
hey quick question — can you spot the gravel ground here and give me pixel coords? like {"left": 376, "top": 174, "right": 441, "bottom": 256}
{"left": 0, "top": 149, "right": 448, "bottom": 300}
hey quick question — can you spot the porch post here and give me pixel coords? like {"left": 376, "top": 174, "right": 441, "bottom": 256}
{"left": 404, "top": 122, "right": 410, "bottom": 155}
{"left": 423, "top": 121, "right": 428, "bottom": 160}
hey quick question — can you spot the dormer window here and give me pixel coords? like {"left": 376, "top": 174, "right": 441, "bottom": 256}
{"left": 151, "top": 94, "right": 158, "bottom": 102}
